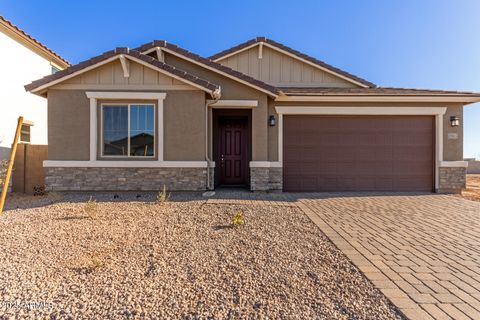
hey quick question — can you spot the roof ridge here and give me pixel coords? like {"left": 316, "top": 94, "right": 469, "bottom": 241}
{"left": 25, "top": 48, "right": 220, "bottom": 94}
{"left": 0, "top": 15, "right": 70, "bottom": 67}
{"left": 208, "top": 37, "right": 376, "bottom": 88}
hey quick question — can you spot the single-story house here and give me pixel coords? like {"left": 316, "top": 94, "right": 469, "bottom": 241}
{"left": 25, "top": 37, "right": 480, "bottom": 193}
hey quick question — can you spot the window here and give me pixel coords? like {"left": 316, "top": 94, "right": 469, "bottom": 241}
{"left": 20, "top": 124, "right": 31, "bottom": 143}
{"left": 102, "top": 104, "right": 155, "bottom": 157}
{"left": 51, "top": 66, "right": 60, "bottom": 74}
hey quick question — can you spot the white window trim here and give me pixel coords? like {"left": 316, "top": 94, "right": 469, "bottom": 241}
{"left": 275, "top": 106, "right": 448, "bottom": 190}
{"left": 440, "top": 161, "right": 468, "bottom": 168}
{"left": 86, "top": 92, "right": 166, "bottom": 162}
{"left": 249, "top": 161, "right": 282, "bottom": 168}
{"left": 100, "top": 103, "right": 156, "bottom": 159}
{"left": 275, "top": 106, "right": 447, "bottom": 115}
{"left": 207, "top": 100, "right": 258, "bottom": 108}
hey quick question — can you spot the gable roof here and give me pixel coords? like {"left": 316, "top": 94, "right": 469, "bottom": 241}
{"left": 25, "top": 48, "right": 221, "bottom": 97}
{"left": 0, "top": 15, "right": 69, "bottom": 69}
{"left": 135, "top": 40, "right": 280, "bottom": 97}
{"left": 209, "top": 37, "right": 376, "bottom": 89}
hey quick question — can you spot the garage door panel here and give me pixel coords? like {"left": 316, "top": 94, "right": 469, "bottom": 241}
{"left": 392, "top": 134, "right": 433, "bottom": 146}
{"left": 393, "top": 161, "right": 433, "bottom": 173}
{"left": 283, "top": 115, "right": 434, "bottom": 192}
{"left": 356, "top": 147, "right": 393, "bottom": 161}
{"left": 393, "top": 147, "right": 433, "bottom": 161}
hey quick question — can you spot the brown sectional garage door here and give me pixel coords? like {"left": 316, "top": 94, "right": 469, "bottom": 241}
{"left": 283, "top": 116, "right": 434, "bottom": 192}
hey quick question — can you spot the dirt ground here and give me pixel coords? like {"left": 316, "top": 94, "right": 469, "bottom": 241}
{"left": 0, "top": 193, "right": 403, "bottom": 319}
{"left": 462, "top": 174, "right": 480, "bottom": 202}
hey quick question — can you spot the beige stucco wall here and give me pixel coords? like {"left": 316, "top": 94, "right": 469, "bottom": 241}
{"left": 442, "top": 105, "right": 463, "bottom": 160}
{"left": 268, "top": 100, "right": 464, "bottom": 162}
{"left": 48, "top": 90, "right": 90, "bottom": 160}
{"left": 46, "top": 54, "right": 274, "bottom": 163}
{"left": 48, "top": 90, "right": 206, "bottom": 161}
{"left": 217, "top": 45, "right": 356, "bottom": 88}
{"left": 92, "top": 91, "right": 205, "bottom": 161}
{"left": 164, "top": 91, "right": 206, "bottom": 161}
{"left": 46, "top": 54, "right": 465, "bottom": 166}
{"left": 164, "top": 53, "right": 270, "bottom": 161}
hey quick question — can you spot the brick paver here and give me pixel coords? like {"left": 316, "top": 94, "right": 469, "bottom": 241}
{"left": 299, "top": 194, "right": 480, "bottom": 320}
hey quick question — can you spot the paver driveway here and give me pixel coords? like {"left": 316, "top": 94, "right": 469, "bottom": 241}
{"left": 299, "top": 194, "right": 480, "bottom": 320}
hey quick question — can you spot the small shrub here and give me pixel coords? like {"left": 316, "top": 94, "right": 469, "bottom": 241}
{"left": 84, "top": 196, "right": 98, "bottom": 219}
{"left": 156, "top": 185, "right": 170, "bottom": 204}
{"left": 89, "top": 255, "right": 104, "bottom": 269}
{"left": 231, "top": 210, "right": 245, "bottom": 226}
{"left": 33, "top": 185, "right": 46, "bottom": 196}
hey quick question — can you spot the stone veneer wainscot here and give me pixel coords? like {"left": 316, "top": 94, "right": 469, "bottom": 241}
{"left": 45, "top": 167, "right": 208, "bottom": 191}
{"left": 438, "top": 167, "right": 466, "bottom": 193}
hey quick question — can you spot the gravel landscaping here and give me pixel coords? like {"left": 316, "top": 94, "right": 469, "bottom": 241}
{"left": 0, "top": 193, "right": 404, "bottom": 319}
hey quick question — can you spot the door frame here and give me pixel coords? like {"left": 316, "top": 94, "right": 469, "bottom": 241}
{"left": 213, "top": 109, "right": 252, "bottom": 187}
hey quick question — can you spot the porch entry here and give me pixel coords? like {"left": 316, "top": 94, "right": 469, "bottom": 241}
{"left": 213, "top": 109, "right": 251, "bottom": 187}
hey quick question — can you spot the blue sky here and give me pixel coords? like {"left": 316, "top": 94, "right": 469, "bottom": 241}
{"left": 2, "top": 0, "right": 479, "bottom": 157}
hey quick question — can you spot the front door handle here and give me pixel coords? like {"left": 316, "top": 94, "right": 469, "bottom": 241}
{"left": 221, "top": 154, "right": 225, "bottom": 167}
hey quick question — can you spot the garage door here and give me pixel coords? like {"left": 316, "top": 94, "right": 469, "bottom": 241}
{"left": 283, "top": 116, "right": 434, "bottom": 192}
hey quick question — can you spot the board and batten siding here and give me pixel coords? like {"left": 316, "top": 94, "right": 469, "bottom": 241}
{"left": 54, "top": 60, "right": 191, "bottom": 88}
{"left": 218, "top": 45, "right": 356, "bottom": 88}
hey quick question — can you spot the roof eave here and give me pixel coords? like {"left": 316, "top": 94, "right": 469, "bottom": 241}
{"left": 275, "top": 95, "right": 480, "bottom": 103}
{"left": 25, "top": 49, "right": 220, "bottom": 96}
{"left": 0, "top": 16, "right": 70, "bottom": 68}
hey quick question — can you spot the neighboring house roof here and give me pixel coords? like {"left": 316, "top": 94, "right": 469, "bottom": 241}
{"left": 209, "top": 37, "right": 376, "bottom": 88}
{"left": 25, "top": 48, "right": 221, "bottom": 97}
{"left": 0, "top": 15, "right": 70, "bottom": 69}
{"left": 279, "top": 87, "right": 480, "bottom": 96}
{"left": 135, "top": 40, "right": 281, "bottom": 97}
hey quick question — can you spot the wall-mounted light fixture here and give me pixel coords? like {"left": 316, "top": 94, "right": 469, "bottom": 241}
{"left": 269, "top": 115, "right": 276, "bottom": 126}
{"left": 450, "top": 116, "right": 460, "bottom": 127}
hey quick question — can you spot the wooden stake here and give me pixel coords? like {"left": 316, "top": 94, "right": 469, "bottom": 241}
{"left": 0, "top": 116, "right": 23, "bottom": 214}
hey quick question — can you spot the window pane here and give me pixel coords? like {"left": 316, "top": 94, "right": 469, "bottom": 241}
{"left": 20, "top": 124, "right": 31, "bottom": 143}
{"left": 103, "top": 106, "right": 128, "bottom": 156}
{"left": 130, "top": 105, "right": 155, "bottom": 157}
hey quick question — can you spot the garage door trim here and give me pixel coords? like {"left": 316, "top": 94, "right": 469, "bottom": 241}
{"left": 275, "top": 106, "right": 447, "bottom": 190}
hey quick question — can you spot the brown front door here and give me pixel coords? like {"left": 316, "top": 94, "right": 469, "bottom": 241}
{"left": 218, "top": 117, "right": 248, "bottom": 185}
{"left": 283, "top": 115, "right": 435, "bottom": 192}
